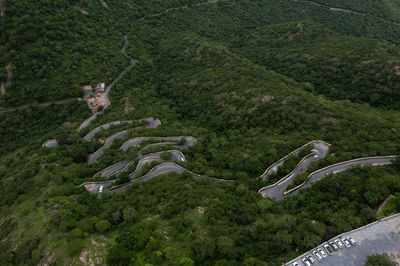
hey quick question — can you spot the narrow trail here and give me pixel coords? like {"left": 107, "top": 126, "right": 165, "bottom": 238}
{"left": 377, "top": 194, "right": 395, "bottom": 214}
{"left": 294, "top": 0, "right": 400, "bottom": 26}
{"left": 121, "top": 35, "right": 129, "bottom": 53}
{"left": 77, "top": 35, "right": 135, "bottom": 132}
{"left": 1, "top": 98, "right": 77, "bottom": 113}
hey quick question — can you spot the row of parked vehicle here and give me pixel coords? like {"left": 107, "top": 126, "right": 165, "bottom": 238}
{"left": 293, "top": 237, "right": 356, "bottom": 266}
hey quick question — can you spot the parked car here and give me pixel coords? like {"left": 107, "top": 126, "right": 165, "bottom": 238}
{"left": 335, "top": 239, "right": 344, "bottom": 248}
{"left": 318, "top": 248, "right": 327, "bottom": 258}
{"left": 313, "top": 250, "right": 323, "bottom": 261}
{"left": 347, "top": 237, "right": 356, "bottom": 245}
{"left": 307, "top": 255, "right": 316, "bottom": 264}
{"left": 302, "top": 257, "right": 312, "bottom": 266}
{"left": 324, "top": 244, "right": 333, "bottom": 255}
{"left": 99, "top": 185, "right": 104, "bottom": 193}
{"left": 329, "top": 241, "right": 339, "bottom": 251}
{"left": 343, "top": 238, "right": 352, "bottom": 247}
{"left": 292, "top": 262, "right": 299, "bottom": 266}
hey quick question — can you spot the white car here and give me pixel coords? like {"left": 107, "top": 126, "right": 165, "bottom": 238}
{"left": 302, "top": 257, "right": 312, "bottom": 266}
{"left": 329, "top": 241, "right": 339, "bottom": 251}
{"left": 343, "top": 238, "right": 352, "bottom": 247}
{"left": 335, "top": 239, "right": 344, "bottom": 248}
{"left": 318, "top": 248, "right": 327, "bottom": 258}
{"left": 292, "top": 262, "right": 299, "bottom": 266}
{"left": 307, "top": 255, "right": 316, "bottom": 264}
{"left": 99, "top": 185, "right": 104, "bottom": 193}
{"left": 347, "top": 237, "right": 356, "bottom": 245}
{"left": 313, "top": 154, "right": 319, "bottom": 159}
{"left": 313, "top": 250, "right": 323, "bottom": 261}
{"left": 181, "top": 158, "right": 185, "bottom": 162}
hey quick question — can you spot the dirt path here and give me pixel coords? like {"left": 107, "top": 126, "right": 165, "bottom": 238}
{"left": 5, "top": 62, "right": 12, "bottom": 86}
{"left": 121, "top": 35, "right": 128, "bottom": 53}
{"left": 140, "top": 0, "right": 224, "bottom": 20}
{"left": 377, "top": 194, "right": 395, "bottom": 214}
{"left": 0, "top": 98, "right": 78, "bottom": 113}
{"left": 295, "top": 0, "right": 400, "bottom": 26}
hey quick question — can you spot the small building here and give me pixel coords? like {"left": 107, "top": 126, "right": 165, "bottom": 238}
{"left": 96, "top": 82, "right": 105, "bottom": 92}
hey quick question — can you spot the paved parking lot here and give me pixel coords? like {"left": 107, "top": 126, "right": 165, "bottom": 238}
{"left": 285, "top": 213, "right": 400, "bottom": 265}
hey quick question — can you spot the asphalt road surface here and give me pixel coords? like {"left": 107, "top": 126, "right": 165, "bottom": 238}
{"left": 86, "top": 118, "right": 161, "bottom": 165}
{"left": 285, "top": 213, "right": 400, "bottom": 266}
{"left": 42, "top": 139, "right": 58, "bottom": 148}
{"left": 83, "top": 117, "right": 160, "bottom": 141}
{"left": 77, "top": 57, "right": 136, "bottom": 132}
{"left": 94, "top": 160, "right": 131, "bottom": 178}
{"left": 261, "top": 141, "right": 330, "bottom": 180}
{"left": 260, "top": 142, "right": 330, "bottom": 200}
{"left": 130, "top": 150, "right": 186, "bottom": 178}
{"left": 87, "top": 130, "right": 128, "bottom": 165}
{"left": 120, "top": 136, "right": 196, "bottom": 151}
{"left": 289, "top": 156, "right": 395, "bottom": 196}
{"left": 83, "top": 121, "right": 133, "bottom": 141}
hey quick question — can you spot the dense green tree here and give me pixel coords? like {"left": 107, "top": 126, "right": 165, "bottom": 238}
{"left": 364, "top": 254, "right": 396, "bottom": 266}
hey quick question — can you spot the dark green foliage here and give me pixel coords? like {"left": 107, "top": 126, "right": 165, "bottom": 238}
{"left": 364, "top": 253, "right": 397, "bottom": 266}
{"left": 231, "top": 21, "right": 400, "bottom": 109}
{"left": 2, "top": 0, "right": 400, "bottom": 265}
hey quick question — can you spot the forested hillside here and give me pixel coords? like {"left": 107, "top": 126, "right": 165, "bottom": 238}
{"left": 1, "top": 0, "right": 400, "bottom": 265}
{"left": 231, "top": 21, "right": 400, "bottom": 109}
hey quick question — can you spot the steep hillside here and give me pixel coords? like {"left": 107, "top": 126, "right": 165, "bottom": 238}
{"left": 314, "top": 0, "right": 400, "bottom": 21}
{"left": 1, "top": 34, "right": 400, "bottom": 265}
{"left": 1, "top": 0, "right": 400, "bottom": 265}
{"left": 231, "top": 21, "right": 400, "bottom": 109}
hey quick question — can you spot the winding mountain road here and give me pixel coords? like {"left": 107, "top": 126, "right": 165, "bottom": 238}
{"left": 94, "top": 160, "right": 131, "bottom": 178}
{"left": 129, "top": 150, "right": 186, "bottom": 178}
{"left": 287, "top": 156, "right": 397, "bottom": 196}
{"left": 42, "top": 139, "right": 58, "bottom": 148}
{"left": 83, "top": 121, "right": 133, "bottom": 141}
{"left": 83, "top": 117, "right": 160, "bottom": 141}
{"left": 109, "top": 162, "right": 233, "bottom": 194}
{"left": 259, "top": 140, "right": 396, "bottom": 200}
{"left": 120, "top": 136, "right": 196, "bottom": 151}
{"left": 87, "top": 118, "right": 161, "bottom": 164}
{"left": 88, "top": 130, "right": 128, "bottom": 165}
{"left": 259, "top": 141, "right": 330, "bottom": 200}
{"left": 261, "top": 141, "right": 330, "bottom": 180}
{"left": 77, "top": 33, "right": 136, "bottom": 132}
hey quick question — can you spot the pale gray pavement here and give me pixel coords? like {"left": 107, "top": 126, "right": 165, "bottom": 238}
{"left": 289, "top": 156, "right": 396, "bottom": 196}
{"left": 121, "top": 35, "right": 128, "bottom": 53}
{"left": 87, "top": 130, "right": 128, "bottom": 165}
{"left": 86, "top": 118, "right": 161, "bottom": 164}
{"left": 285, "top": 213, "right": 400, "bottom": 266}
{"left": 42, "top": 139, "right": 58, "bottom": 148}
{"left": 120, "top": 136, "right": 196, "bottom": 151}
{"left": 261, "top": 141, "right": 330, "bottom": 180}
{"left": 77, "top": 57, "right": 136, "bottom": 132}
{"left": 94, "top": 160, "right": 131, "bottom": 178}
{"left": 129, "top": 150, "right": 186, "bottom": 178}
{"left": 83, "top": 121, "right": 133, "bottom": 141}
{"left": 260, "top": 142, "right": 330, "bottom": 200}
{"left": 83, "top": 117, "right": 160, "bottom": 141}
